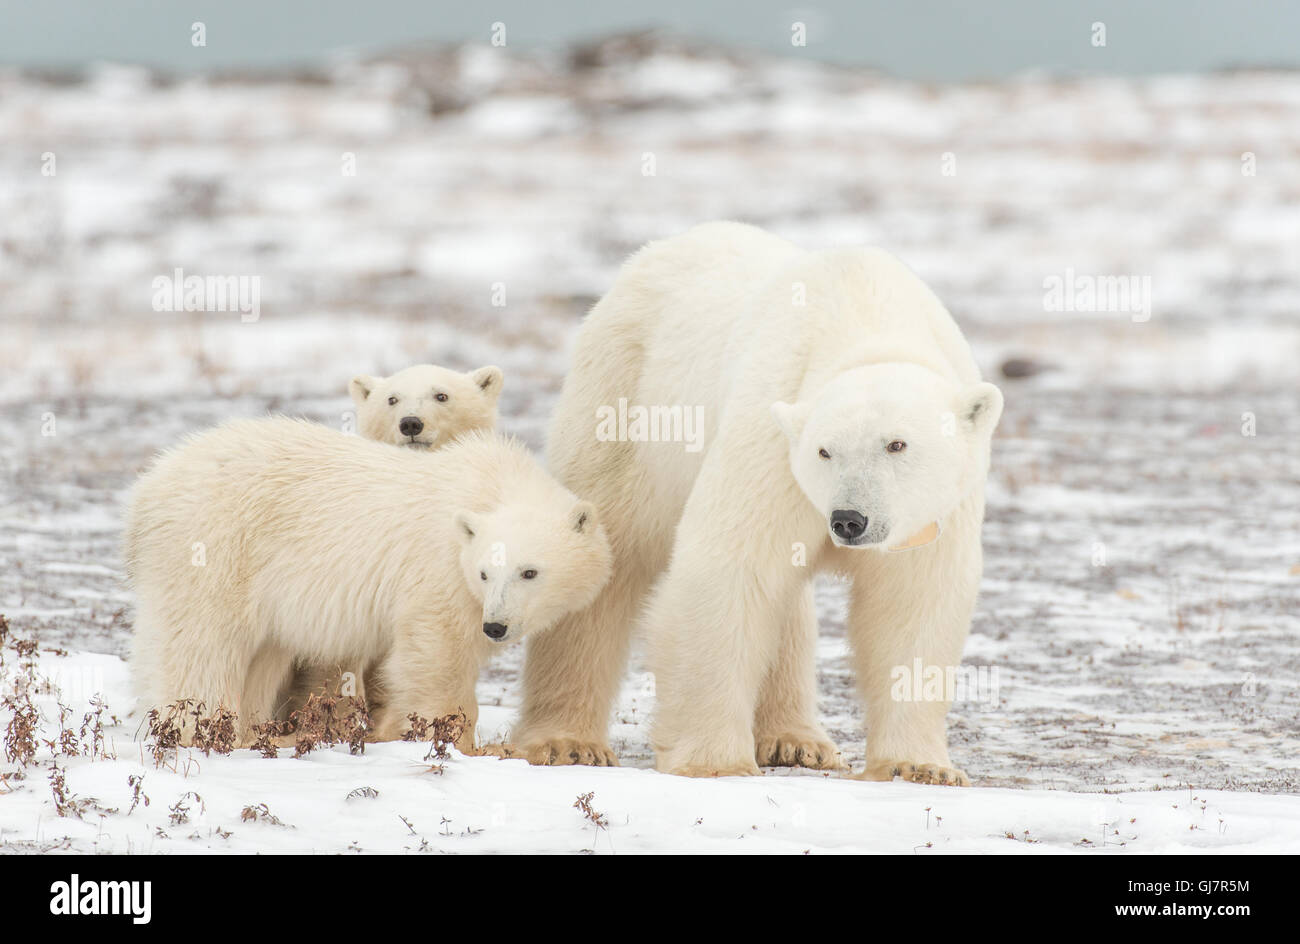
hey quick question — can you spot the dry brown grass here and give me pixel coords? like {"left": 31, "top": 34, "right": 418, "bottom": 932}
{"left": 573, "top": 791, "right": 609, "bottom": 830}
{"left": 143, "top": 700, "right": 192, "bottom": 768}
{"left": 240, "top": 802, "right": 290, "bottom": 827}
{"left": 403, "top": 710, "right": 467, "bottom": 773}
{"left": 2, "top": 689, "right": 39, "bottom": 767}
{"left": 287, "top": 691, "right": 370, "bottom": 757}
{"left": 191, "top": 704, "right": 238, "bottom": 756}
{"left": 247, "top": 718, "right": 293, "bottom": 758}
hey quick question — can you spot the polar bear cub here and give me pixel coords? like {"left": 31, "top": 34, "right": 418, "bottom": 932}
{"left": 351, "top": 364, "right": 502, "bottom": 448}
{"left": 125, "top": 419, "right": 612, "bottom": 752}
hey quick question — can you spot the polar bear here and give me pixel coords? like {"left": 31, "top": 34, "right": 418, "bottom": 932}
{"left": 350, "top": 363, "right": 502, "bottom": 448}
{"left": 125, "top": 420, "right": 612, "bottom": 752}
{"left": 513, "top": 222, "right": 1002, "bottom": 782}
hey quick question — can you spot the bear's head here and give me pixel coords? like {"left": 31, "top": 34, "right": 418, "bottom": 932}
{"left": 772, "top": 363, "right": 1002, "bottom": 550}
{"left": 452, "top": 498, "right": 613, "bottom": 644}
{"left": 350, "top": 364, "right": 502, "bottom": 448}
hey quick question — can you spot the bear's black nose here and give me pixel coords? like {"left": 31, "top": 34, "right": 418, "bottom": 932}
{"left": 399, "top": 416, "right": 424, "bottom": 437}
{"left": 483, "top": 622, "right": 508, "bottom": 640}
{"left": 830, "top": 509, "right": 867, "bottom": 540}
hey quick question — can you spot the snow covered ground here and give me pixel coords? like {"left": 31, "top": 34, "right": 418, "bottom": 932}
{"left": 1, "top": 35, "right": 1298, "bottom": 853}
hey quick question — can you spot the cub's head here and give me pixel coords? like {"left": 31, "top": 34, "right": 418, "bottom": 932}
{"left": 350, "top": 364, "right": 502, "bottom": 449}
{"left": 453, "top": 498, "right": 612, "bottom": 644}
{"left": 772, "top": 364, "right": 1002, "bottom": 549}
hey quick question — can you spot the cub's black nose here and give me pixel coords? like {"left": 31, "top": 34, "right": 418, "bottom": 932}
{"left": 830, "top": 509, "right": 867, "bottom": 540}
{"left": 483, "top": 622, "right": 508, "bottom": 640}
{"left": 399, "top": 416, "right": 424, "bottom": 437}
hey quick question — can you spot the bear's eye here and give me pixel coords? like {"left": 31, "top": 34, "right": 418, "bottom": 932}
{"left": 387, "top": 396, "right": 399, "bottom": 406}
{"left": 479, "top": 571, "right": 487, "bottom": 581}
{"left": 434, "top": 392, "right": 449, "bottom": 402}
{"left": 887, "top": 440, "right": 907, "bottom": 453}
{"left": 521, "top": 569, "right": 538, "bottom": 580}
{"left": 818, "top": 448, "right": 831, "bottom": 460}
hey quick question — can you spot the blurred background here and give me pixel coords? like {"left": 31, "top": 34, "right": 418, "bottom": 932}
{"left": 1, "top": 1, "right": 1296, "bottom": 790}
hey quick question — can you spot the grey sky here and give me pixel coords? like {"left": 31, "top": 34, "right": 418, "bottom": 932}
{"left": 1, "top": 0, "right": 1297, "bottom": 79}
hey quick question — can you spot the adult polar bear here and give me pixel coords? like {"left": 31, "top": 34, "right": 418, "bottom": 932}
{"left": 515, "top": 222, "right": 1003, "bottom": 783}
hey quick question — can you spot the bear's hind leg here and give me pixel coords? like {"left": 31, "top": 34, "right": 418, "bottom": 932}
{"left": 238, "top": 642, "right": 296, "bottom": 746}
{"left": 144, "top": 634, "right": 255, "bottom": 745}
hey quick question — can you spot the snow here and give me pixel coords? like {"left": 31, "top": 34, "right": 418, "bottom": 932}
{"left": 4, "top": 652, "right": 1297, "bottom": 855}
{"left": 1, "top": 34, "right": 1298, "bottom": 853}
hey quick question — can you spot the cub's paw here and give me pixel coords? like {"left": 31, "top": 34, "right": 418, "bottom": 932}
{"left": 476, "top": 742, "right": 519, "bottom": 760}
{"left": 755, "top": 732, "right": 847, "bottom": 771}
{"left": 854, "top": 760, "right": 971, "bottom": 787}
{"left": 521, "top": 738, "right": 619, "bottom": 767}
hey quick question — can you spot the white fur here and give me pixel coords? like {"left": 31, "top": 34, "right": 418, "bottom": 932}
{"left": 350, "top": 363, "right": 501, "bottom": 448}
{"left": 124, "top": 420, "right": 611, "bottom": 750}
{"left": 289, "top": 363, "right": 503, "bottom": 713}
{"left": 515, "top": 222, "right": 1002, "bottom": 781}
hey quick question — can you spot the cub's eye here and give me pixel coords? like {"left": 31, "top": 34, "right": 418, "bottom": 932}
{"left": 479, "top": 571, "right": 487, "bottom": 581}
{"left": 435, "top": 392, "right": 449, "bottom": 402}
{"left": 387, "top": 396, "right": 398, "bottom": 406}
{"left": 887, "top": 440, "right": 907, "bottom": 453}
{"left": 818, "top": 448, "right": 831, "bottom": 460}
{"left": 521, "top": 569, "right": 538, "bottom": 580}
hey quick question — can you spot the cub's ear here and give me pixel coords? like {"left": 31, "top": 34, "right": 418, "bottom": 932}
{"left": 960, "top": 382, "right": 1004, "bottom": 434}
{"left": 452, "top": 510, "right": 481, "bottom": 543}
{"left": 770, "top": 401, "right": 809, "bottom": 443}
{"left": 470, "top": 366, "right": 503, "bottom": 400}
{"left": 568, "top": 500, "right": 597, "bottom": 535}
{"left": 349, "top": 375, "right": 378, "bottom": 405}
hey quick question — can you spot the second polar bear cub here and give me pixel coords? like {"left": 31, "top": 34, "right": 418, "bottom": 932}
{"left": 125, "top": 419, "right": 612, "bottom": 753}
{"left": 351, "top": 363, "right": 502, "bottom": 447}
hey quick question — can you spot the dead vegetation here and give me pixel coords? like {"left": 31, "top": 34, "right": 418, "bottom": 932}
{"left": 574, "top": 791, "right": 609, "bottom": 830}
{"left": 127, "top": 773, "right": 150, "bottom": 814}
{"left": 3, "top": 688, "right": 39, "bottom": 767}
{"left": 168, "top": 791, "right": 204, "bottom": 826}
{"left": 1, "top": 617, "right": 125, "bottom": 821}
{"left": 403, "top": 710, "right": 468, "bottom": 772}
{"left": 247, "top": 718, "right": 293, "bottom": 758}
{"left": 240, "top": 803, "right": 290, "bottom": 827}
{"left": 142, "top": 700, "right": 191, "bottom": 767}
{"left": 191, "top": 704, "right": 238, "bottom": 756}
{"left": 48, "top": 762, "right": 90, "bottom": 818}
{"left": 287, "top": 691, "right": 370, "bottom": 757}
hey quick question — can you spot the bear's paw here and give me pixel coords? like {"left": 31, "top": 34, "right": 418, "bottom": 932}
{"left": 754, "top": 731, "right": 847, "bottom": 771}
{"left": 519, "top": 737, "right": 619, "bottom": 767}
{"left": 855, "top": 760, "right": 970, "bottom": 787}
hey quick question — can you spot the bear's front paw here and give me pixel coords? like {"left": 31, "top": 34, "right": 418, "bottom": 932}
{"left": 755, "top": 731, "right": 847, "bottom": 771}
{"left": 520, "top": 738, "right": 619, "bottom": 767}
{"left": 854, "top": 760, "right": 971, "bottom": 787}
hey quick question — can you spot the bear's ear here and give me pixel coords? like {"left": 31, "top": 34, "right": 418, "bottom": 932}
{"left": 959, "top": 382, "right": 1004, "bottom": 435}
{"left": 470, "top": 365, "right": 503, "bottom": 400}
{"left": 770, "top": 401, "right": 808, "bottom": 443}
{"left": 452, "top": 510, "right": 481, "bottom": 543}
{"left": 349, "top": 375, "right": 377, "bottom": 405}
{"left": 568, "top": 500, "right": 597, "bottom": 535}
